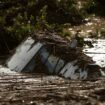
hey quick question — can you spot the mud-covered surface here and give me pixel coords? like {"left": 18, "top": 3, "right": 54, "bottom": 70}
{"left": 0, "top": 73, "right": 105, "bottom": 105}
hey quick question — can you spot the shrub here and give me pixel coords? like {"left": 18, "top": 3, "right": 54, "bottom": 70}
{"left": 6, "top": 13, "right": 35, "bottom": 42}
{"left": 83, "top": 0, "right": 105, "bottom": 16}
{"left": 82, "top": 0, "right": 96, "bottom": 14}
{"left": 35, "top": 5, "right": 50, "bottom": 30}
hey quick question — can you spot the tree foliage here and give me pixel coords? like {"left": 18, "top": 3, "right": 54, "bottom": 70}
{"left": 84, "top": 0, "right": 105, "bottom": 15}
{"left": 0, "top": 0, "right": 84, "bottom": 39}
{"left": 1, "top": 0, "right": 103, "bottom": 52}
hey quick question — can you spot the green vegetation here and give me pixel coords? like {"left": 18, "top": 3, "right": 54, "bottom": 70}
{"left": 0, "top": 0, "right": 105, "bottom": 54}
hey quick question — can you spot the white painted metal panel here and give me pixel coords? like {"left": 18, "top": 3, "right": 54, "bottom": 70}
{"left": 39, "top": 47, "right": 50, "bottom": 63}
{"left": 39, "top": 48, "right": 65, "bottom": 74}
{"left": 7, "top": 37, "right": 43, "bottom": 72}
{"left": 55, "top": 59, "right": 65, "bottom": 74}
{"left": 63, "top": 65, "right": 79, "bottom": 79}
{"left": 59, "top": 60, "right": 88, "bottom": 79}
{"left": 79, "top": 69, "right": 88, "bottom": 79}
{"left": 60, "top": 60, "right": 77, "bottom": 75}
{"left": 45, "top": 55, "right": 59, "bottom": 74}
{"left": 70, "top": 39, "right": 77, "bottom": 48}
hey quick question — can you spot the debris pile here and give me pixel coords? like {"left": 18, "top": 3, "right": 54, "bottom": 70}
{"left": 7, "top": 31, "right": 104, "bottom": 79}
